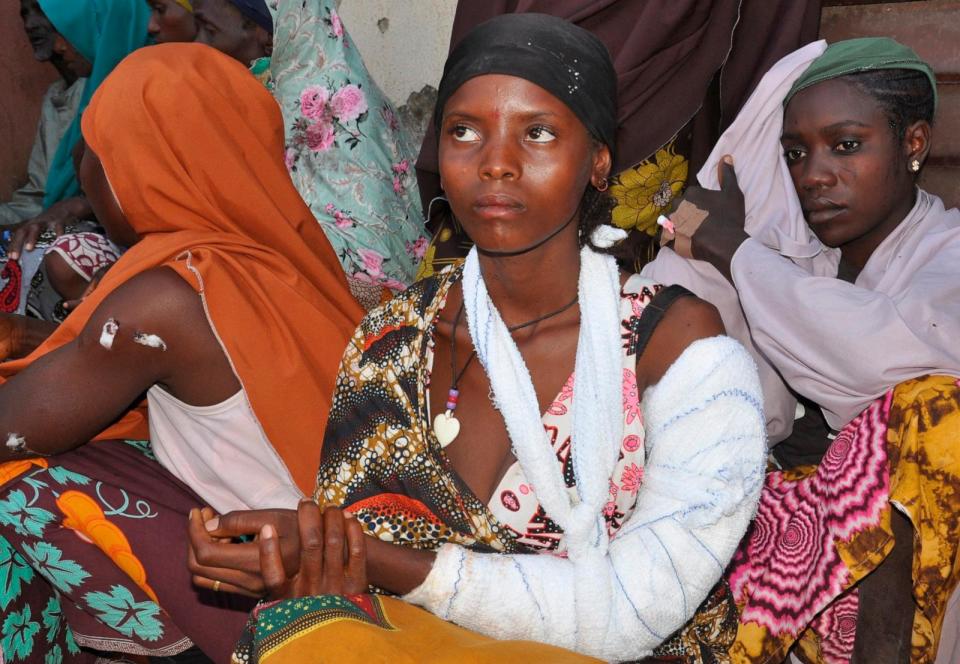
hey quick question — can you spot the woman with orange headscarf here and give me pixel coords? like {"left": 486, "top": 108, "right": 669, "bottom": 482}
{"left": 0, "top": 43, "right": 362, "bottom": 662}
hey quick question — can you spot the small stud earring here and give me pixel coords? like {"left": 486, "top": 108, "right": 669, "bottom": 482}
{"left": 595, "top": 177, "right": 609, "bottom": 192}
{"left": 910, "top": 159, "right": 921, "bottom": 173}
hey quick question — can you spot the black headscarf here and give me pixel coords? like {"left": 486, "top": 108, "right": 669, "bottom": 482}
{"left": 434, "top": 13, "right": 617, "bottom": 158}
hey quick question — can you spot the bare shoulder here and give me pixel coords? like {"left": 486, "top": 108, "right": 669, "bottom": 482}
{"left": 0, "top": 267, "right": 208, "bottom": 455}
{"left": 76, "top": 266, "right": 206, "bottom": 354}
{"left": 87, "top": 266, "right": 199, "bottom": 316}
{"left": 0, "top": 266, "right": 241, "bottom": 457}
{"left": 634, "top": 294, "right": 725, "bottom": 392}
{"left": 658, "top": 295, "right": 725, "bottom": 344}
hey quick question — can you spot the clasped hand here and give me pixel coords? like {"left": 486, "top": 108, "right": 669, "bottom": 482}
{"left": 187, "top": 501, "right": 367, "bottom": 600}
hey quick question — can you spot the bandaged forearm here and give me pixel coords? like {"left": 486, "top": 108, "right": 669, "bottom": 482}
{"left": 405, "top": 337, "right": 767, "bottom": 660}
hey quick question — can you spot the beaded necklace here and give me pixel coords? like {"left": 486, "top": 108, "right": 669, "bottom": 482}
{"left": 432, "top": 294, "right": 579, "bottom": 447}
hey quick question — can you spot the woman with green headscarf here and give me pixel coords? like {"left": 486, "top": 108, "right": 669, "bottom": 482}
{"left": 1, "top": 0, "right": 150, "bottom": 323}
{"left": 641, "top": 38, "right": 960, "bottom": 664}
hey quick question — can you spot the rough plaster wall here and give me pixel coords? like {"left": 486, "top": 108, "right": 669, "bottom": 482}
{"left": 337, "top": 1, "right": 456, "bottom": 107}
{"left": 337, "top": 1, "right": 455, "bottom": 146}
{"left": 0, "top": 4, "right": 58, "bottom": 200}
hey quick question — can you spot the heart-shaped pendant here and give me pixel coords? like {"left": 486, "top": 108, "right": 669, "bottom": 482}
{"left": 432, "top": 410, "right": 461, "bottom": 448}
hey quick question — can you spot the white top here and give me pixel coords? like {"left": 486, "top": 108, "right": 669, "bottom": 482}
{"left": 146, "top": 385, "right": 304, "bottom": 513}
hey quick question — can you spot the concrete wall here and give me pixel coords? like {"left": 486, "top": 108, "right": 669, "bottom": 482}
{"left": 337, "top": 0, "right": 456, "bottom": 108}
{"left": 0, "top": 3, "right": 58, "bottom": 200}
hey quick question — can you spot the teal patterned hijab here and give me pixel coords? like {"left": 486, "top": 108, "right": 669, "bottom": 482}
{"left": 38, "top": 0, "right": 150, "bottom": 208}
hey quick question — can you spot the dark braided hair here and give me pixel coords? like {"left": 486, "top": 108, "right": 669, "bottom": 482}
{"left": 577, "top": 134, "right": 656, "bottom": 268}
{"left": 843, "top": 68, "right": 936, "bottom": 140}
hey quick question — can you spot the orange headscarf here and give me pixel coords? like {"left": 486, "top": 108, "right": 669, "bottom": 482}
{"left": 0, "top": 43, "right": 364, "bottom": 494}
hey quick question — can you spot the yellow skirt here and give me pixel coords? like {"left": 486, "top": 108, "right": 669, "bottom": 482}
{"left": 241, "top": 593, "right": 599, "bottom": 663}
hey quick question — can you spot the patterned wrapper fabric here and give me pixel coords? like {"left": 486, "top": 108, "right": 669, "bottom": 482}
{"left": 0, "top": 441, "right": 254, "bottom": 662}
{"left": 656, "top": 375, "right": 960, "bottom": 664}
{"left": 233, "top": 594, "right": 596, "bottom": 663}
{"left": 313, "top": 264, "right": 660, "bottom": 555}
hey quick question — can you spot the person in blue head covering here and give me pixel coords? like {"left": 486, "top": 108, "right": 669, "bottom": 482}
{"left": 1, "top": 0, "right": 84, "bottom": 230}
{"left": 193, "top": 0, "right": 272, "bottom": 65}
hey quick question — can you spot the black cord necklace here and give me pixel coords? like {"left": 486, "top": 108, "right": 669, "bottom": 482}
{"left": 432, "top": 294, "right": 580, "bottom": 447}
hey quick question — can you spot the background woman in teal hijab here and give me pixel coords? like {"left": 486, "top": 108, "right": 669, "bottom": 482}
{"left": 1, "top": 0, "right": 150, "bottom": 323}
{"left": 39, "top": 0, "right": 151, "bottom": 208}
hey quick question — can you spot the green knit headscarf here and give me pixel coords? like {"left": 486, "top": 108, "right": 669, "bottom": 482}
{"left": 785, "top": 37, "right": 937, "bottom": 112}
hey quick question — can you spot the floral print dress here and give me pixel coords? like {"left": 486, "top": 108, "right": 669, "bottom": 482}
{"left": 267, "top": 0, "right": 427, "bottom": 296}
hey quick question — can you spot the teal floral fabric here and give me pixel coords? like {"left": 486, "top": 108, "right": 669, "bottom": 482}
{"left": 267, "top": 0, "right": 427, "bottom": 290}
{"left": 0, "top": 440, "right": 250, "bottom": 662}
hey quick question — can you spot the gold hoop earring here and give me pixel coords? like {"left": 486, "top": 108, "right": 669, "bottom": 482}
{"left": 595, "top": 177, "right": 609, "bottom": 192}
{"left": 910, "top": 159, "right": 921, "bottom": 173}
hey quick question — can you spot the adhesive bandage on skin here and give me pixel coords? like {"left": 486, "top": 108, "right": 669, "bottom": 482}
{"left": 672, "top": 200, "right": 710, "bottom": 233}
{"left": 98, "top": 318, "right": 168, "bottom": 351}
{"left": 133, "top": 332, "right": 168, "bottom": 351}
{"left": 5, "top": 433, "right": 26, "bottom": 454}
{"left": 99, "top": 318, "right": 120, "bottom": 350}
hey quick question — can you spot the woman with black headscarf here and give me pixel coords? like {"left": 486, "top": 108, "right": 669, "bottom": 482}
{"left": 415, "top": 0, "right": 821, "bottom": 278}
{"left": 187, "top": 14, "right": 766, "bottom": 662}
